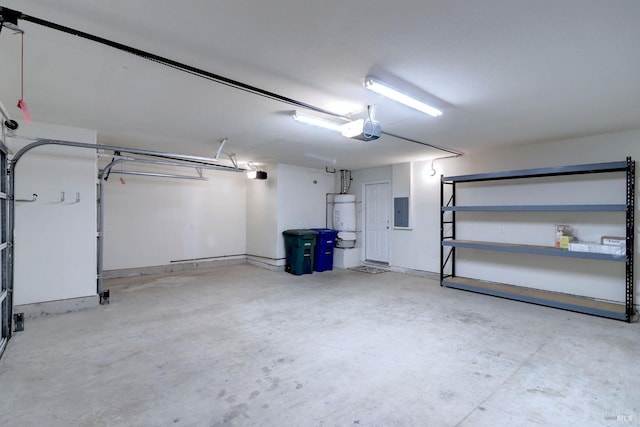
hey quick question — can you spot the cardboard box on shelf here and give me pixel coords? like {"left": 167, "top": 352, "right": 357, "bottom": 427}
{"left": 559, "top": 236, "right": 573, "bottom": 250}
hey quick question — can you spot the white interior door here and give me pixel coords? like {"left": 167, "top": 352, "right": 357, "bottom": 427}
{"left": 365, "top": 182, "right": 390, "bottom": 263}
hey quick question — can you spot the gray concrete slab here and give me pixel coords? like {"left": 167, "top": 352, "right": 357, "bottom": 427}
{"left": 0, "top": 264, "right": 638, "bottom": 426}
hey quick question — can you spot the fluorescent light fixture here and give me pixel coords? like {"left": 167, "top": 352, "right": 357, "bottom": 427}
{"left": 293, "top": 110, "right": 380, "bottom": 141}
{"left": 293, "top": 111, "right": 344, "bottom": 131}
{"left": 364, "top": 76, "right": 442, "bottom": 117}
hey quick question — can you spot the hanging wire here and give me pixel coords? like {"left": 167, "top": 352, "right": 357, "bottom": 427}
{"left": 430, "top": 154, "right": 462, "bottom": 176}
{"left": 363, "top": 105, "right": 375, "bottom": 139}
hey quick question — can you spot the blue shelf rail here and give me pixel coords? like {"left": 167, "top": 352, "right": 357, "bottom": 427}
{"left": 442, "top": 204, "right": 626, "bottom": 212}
{"left": 443, "top": 161, "right": 627, "bottom": 183}
{"left": 439, "top": 157, "right": 635, "bottom": 322}
{"left": 442, "top": 240, "right": 626, "bottom": 262}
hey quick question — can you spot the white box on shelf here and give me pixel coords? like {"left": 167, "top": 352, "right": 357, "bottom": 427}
{"left": 568, "top": 242, "right": 590, "bottom": 253}
{"left": 601, "top": 236, "right": 625, "bottom": 246}
{"left": 589, "top": 243, "right": 625, "bottom": 257}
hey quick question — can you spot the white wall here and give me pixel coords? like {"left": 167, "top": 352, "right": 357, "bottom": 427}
{"left": 276, "top": 164, "right": 336, "bottom": 259}
{"left": 103, "top": 163, "right": 246, "bottom": 270}
{"left": 9, "top": 122, "right": 97, "bottom": 305}
{"left": 390, "top": 162, "right": 439, "bottom": 271}
{"left": 245, "top": 164, "right": 336, "bottom": 267}
{"left": 246, "top": 164, "right": 279, "bottom": 264}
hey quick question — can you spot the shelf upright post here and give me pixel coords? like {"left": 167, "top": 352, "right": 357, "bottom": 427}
{"left": 440, "top": 175, "right": 444, "bottom": 283}
{"left": 440, "top": 175, "right": 456, "bottom": 284}
{"left": 440, "top": 175, "right": 446, "bottom": 284}
{"left": 625, "top": 156, "right": 635, "bottom": 322}
{"left": 451, "top": 181, "right": 456, "bottom": 279}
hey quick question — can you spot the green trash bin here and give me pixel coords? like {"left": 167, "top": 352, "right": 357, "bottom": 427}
{"left": 283, "top": 229, "right": 319, "bottom": 275}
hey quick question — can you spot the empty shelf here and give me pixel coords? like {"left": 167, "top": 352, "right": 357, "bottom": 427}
{"left": 442, "top": 276, "right": 627, "bottom": 320}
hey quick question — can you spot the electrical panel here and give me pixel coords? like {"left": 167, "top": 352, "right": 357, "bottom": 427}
{"left": 394, "top": 197, "right": 409, "bottom": 227}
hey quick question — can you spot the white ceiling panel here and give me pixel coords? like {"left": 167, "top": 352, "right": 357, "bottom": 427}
{"left": 1, "top": 0, "right": 639, "bottom": 169}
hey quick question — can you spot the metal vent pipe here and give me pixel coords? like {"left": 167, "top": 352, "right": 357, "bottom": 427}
{"left": 340, "top": 170, "right": 352, "bottom": 194}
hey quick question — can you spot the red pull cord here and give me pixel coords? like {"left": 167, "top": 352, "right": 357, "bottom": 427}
{"left": 17, "top": 32, "right": 31, "bottom": 122}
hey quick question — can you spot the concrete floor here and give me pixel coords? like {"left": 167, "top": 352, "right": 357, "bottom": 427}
{"left": 0, "top": 264, "right": 638, "bottom": 426}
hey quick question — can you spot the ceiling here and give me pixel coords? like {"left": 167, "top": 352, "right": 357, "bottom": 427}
{"left": 1, "top": 1, "right": 639, "bottom": 170}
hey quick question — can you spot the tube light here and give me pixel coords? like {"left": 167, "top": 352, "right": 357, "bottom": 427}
{"left": 364, "top": 76, "right": 442, "bottom": 117}
{"left": 293, "top": 111, "right": 344, "bottom": 132}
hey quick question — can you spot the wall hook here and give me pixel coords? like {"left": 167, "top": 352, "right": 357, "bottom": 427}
{"left": 16, "top": 193, "right": 38, "bottom": 203}
{"left": 75, "top": 192, "right": 81, "bottom": 203}
{"left": 60, "top": 192, "right": 65, "bottom": 203}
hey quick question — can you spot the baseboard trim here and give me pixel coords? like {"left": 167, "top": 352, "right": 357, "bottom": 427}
{"left": 247, "top": 256, "right": 285, "bottom": 272}
{"left": 15, "top": 295, "right": 99, "bottom": 319}
{"left": 103, "top": 257, "right": 247, "bottom": 279}
{"left": 104, "top": 255, "right": 436, "bottom": 278}
{"left": 387, "top": 265, "right": 440, "bottom": 280}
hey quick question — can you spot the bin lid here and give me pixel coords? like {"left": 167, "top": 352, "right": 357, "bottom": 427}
{"left": 283, "top": 229, "right": 319, "bottom": 236}
{"left": 310, "top": 228, "right": 338, "bottom": 235}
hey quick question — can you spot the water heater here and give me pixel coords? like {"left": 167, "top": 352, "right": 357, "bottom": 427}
{"left": 333, "top": 194, "right": 356, "bottom": 248}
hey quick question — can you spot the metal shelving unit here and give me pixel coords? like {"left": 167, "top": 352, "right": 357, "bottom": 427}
{"left": 440, "top": 158, "right": 636, "bottom": 322}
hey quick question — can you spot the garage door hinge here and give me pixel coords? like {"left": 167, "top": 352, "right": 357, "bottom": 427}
{"left": 100, "top": 290, "right": 109, "bottom": 305}
{"left": 13, "top": 312, "right": 24, "bottom": 332}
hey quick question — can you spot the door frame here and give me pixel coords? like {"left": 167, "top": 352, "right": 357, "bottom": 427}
{"left": 362, "top": 180, "right": 391, "bottom": 264}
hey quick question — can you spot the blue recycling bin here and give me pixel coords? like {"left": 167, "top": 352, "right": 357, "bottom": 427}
{"left": 311, "top": 228, "right": 338, "bottom": 272}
